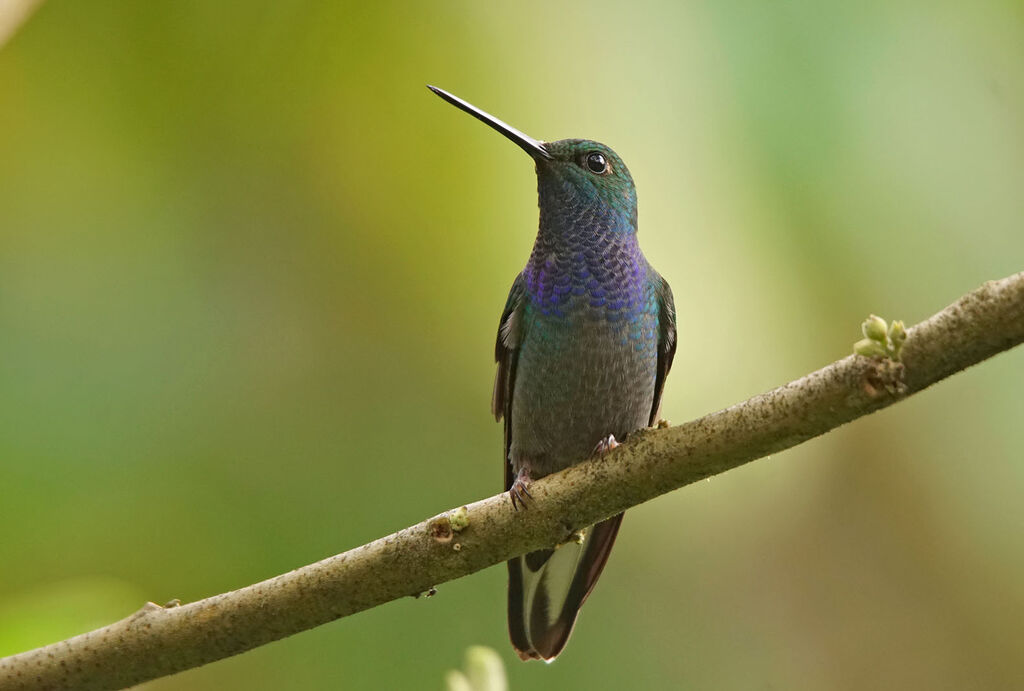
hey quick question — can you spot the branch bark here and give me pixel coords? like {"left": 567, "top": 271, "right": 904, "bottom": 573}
{"left": 2, "top": 272, "right": 1022, "bottom": 691}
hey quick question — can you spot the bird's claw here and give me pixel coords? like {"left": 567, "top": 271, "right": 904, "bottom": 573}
{"left": 510, "top": 469, "right": 533, "bottom": 511}
{"left": 592, "top": 434, "right": 619, "bottom": 456}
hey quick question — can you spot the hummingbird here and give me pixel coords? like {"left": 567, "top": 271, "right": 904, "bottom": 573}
{"left": 429, "top": 86, "right": 677, "bottom": 662}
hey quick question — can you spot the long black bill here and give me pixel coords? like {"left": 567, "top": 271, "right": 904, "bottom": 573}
{"left": 428, "top": 85, "right": 551, "bottom": 160}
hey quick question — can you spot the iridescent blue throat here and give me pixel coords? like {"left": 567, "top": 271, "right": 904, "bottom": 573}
{"left": 523, "top": 177, "right": 647, "bottom": 324}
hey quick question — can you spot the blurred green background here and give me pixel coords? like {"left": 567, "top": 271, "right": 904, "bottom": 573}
{"left": 1, "top": 1, "right": 1022, "bottom": 689}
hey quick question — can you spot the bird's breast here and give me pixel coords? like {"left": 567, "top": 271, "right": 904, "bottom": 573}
{"left": 509, "top": 263, "right": 659, "bottom": 476}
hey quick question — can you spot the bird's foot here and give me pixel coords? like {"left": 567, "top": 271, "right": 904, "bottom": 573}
{"left": 509, "top": 467, "right": 533, "bottom": 511}
{"left": 592, "top": 434, "right": 619, "bottom": 456}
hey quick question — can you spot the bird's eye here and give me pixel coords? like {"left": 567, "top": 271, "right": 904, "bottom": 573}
{"left": 584, "top": 152, "right": 608, "bottom": 174}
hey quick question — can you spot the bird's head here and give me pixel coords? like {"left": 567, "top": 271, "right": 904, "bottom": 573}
{"left": 429, "top": 86, "right": 637, "bottom": 233}
{"left": 534, "top": 139, "right": 636, "bottom": 232}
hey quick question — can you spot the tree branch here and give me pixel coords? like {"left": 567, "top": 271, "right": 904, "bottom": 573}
{"left": 2, "top": 272, "right": 1022, "bottom": 691}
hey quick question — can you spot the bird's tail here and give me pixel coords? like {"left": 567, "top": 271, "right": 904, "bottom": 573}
{"left": 507, "top": 513, "right": 623, "bottom": 661}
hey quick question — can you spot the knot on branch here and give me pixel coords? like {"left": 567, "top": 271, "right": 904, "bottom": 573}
{"left": 861, "top": 357, "right": 907, "bottom": 399}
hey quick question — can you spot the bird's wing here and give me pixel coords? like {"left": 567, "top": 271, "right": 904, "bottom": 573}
{"left": 649, "top": 274, "right": 677, "bottom": 426}
{"left": 492, "top": 273, "right": 534, "bottom": 658}
{"left": 491, "top": 273, "right": 527, "bottom": 491}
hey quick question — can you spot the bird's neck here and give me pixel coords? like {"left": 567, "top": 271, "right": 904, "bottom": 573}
{"left": 537, "top": 174, "right": 637, "bottom": 239}
{"left": 524, "top": 188, "right": 645, "bottom": 315}
{"left": 532, "top": 174, "right": 638, "bottom": 254}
